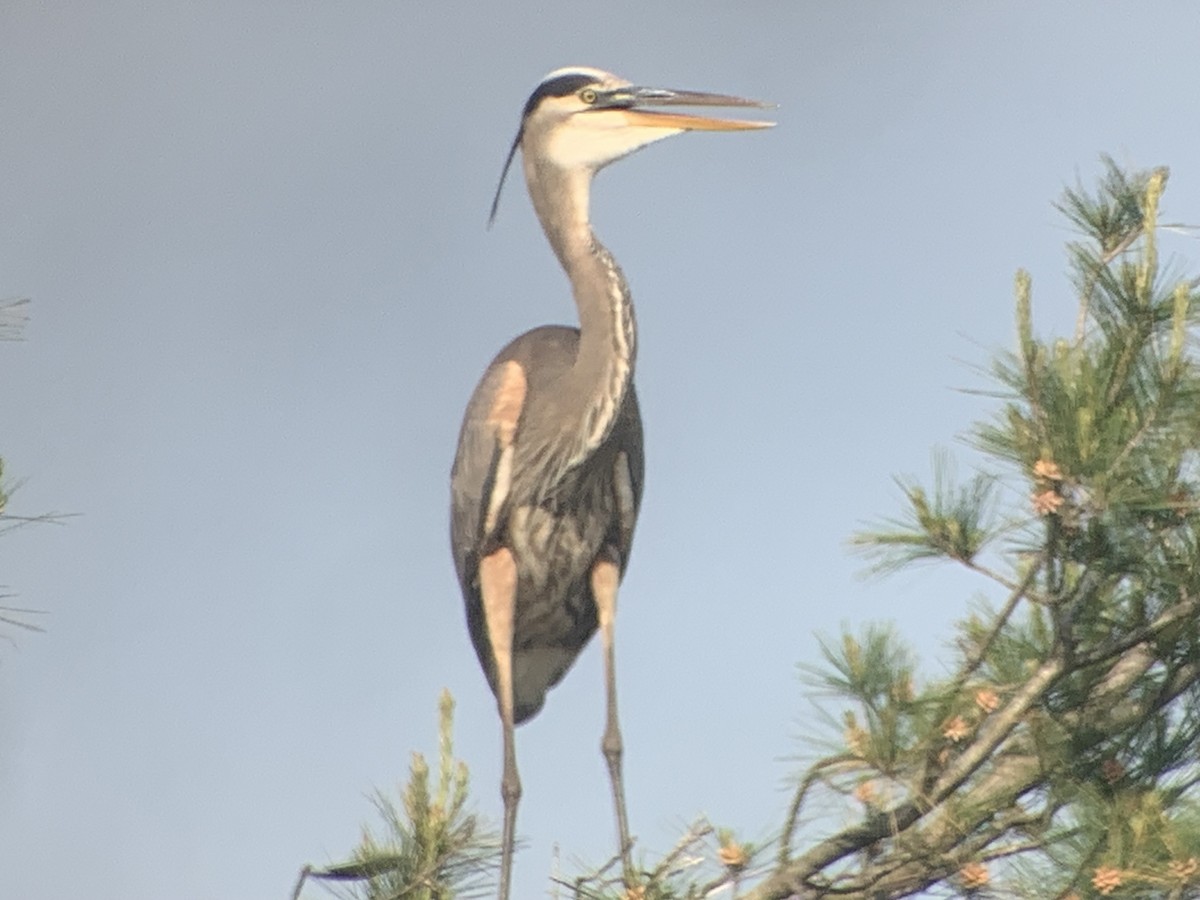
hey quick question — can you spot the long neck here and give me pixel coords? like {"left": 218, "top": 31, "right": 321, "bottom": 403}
{"left": 525, "top": 158, "right": 637, "bottom": 464}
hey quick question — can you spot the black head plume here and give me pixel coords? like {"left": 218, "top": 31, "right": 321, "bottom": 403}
{"left": 487, "top": 71, "right": 602, "bottom": 227}
{"left": 488, "top": 126, "right": 522, "bottom": 228}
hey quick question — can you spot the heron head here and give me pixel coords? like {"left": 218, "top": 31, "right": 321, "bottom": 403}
{"left": 488, "top": 66, "right": 774, "bottom": 224}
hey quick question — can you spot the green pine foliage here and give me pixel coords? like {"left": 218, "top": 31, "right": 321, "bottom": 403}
{"left": 757, "top": 159, "right": 1200, "bottom": 898}
{"left": 851, "top": 450, "right": 1001, "bottom": 573}
{"left": 294, "top": 691, "right": 501, "bottom": 900}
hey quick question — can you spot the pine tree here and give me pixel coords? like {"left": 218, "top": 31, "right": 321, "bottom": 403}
{"left": 753, "top": 158, "right": 1200, "bottom": 899}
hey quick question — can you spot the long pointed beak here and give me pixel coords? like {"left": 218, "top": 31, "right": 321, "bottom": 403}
{"left": 617, "top": 87, "right": 775, "bottom": 131}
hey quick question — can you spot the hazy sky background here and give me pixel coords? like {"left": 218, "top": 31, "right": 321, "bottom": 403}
{"left": 4, "top": 3, "right": 1200, "bottom": 898}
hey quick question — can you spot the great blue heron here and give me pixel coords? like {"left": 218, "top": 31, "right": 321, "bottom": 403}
{"left": 450, "top": 66, "right": 772, "bottom": 899}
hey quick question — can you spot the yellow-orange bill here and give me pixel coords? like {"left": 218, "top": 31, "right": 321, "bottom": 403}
{"left": 619, "top": 109, "right": 776, "bottom": 131}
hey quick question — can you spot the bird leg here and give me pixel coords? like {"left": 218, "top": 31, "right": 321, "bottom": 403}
{"left": 480, "top": 547, "right": 521, "bottom": 900}
{"left": 592, "top": 553, "right": 634, "bottom": 887}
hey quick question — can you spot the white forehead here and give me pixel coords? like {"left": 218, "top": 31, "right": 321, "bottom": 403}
{"left": 539, "top": 66, "right": 630, "bottom": 88}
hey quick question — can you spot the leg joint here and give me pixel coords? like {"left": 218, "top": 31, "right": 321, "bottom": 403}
{"left": 591, "top": 553, "right": 621, "bottom": 629}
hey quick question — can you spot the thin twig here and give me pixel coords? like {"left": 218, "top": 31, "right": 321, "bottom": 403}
{"left": 1106, "top": 400, "right": 1159, "bottom": 480}
{"left": 778, "top": 755, "right": 856, "bottom": 866}
{"left": 964, "top": 558, "right": 1050, "bottom": 605}
{"left": 290, "top": 865, "right": 312, "bottom": 900}
{"left": 1075, "top": 224, "right": 1143, "bottom": 346}
{"left": 649, "top": 819, "right": 713, "bottom": 881}
{"left": 0, "top": 511, "right": 73, "bottom": 537}
{"left": 952, "top": 557, "right": 1042, "bottom": 695}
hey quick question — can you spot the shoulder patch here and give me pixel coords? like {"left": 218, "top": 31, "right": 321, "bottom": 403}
{"left": 482, "top": 361, "right": 526, "bottom": 537}
{"left": 487, "top": 360, "right": 527, "bottom": 447}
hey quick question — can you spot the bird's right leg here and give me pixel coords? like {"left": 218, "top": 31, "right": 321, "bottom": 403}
{"left": 592, "top": 552, "right": 634, "bottom": 888}
{"left": 480, "top": 546, "right": 520, "bottom": 900}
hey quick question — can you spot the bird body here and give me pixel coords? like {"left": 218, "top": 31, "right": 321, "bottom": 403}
{"left": 452, "top": 323, "right": 644, "bottom": 723}
{"left": 448, "top": 66, "right": 771, "bottom": 899}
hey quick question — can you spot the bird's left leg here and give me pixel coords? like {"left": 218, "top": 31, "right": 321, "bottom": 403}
{"left": 592, "top": 550, "right": 634, "bottom": 887}
{"left": 481, "top": 547, "right": 521, "bottom": 900}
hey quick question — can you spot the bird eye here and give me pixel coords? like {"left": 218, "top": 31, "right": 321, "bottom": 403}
{"left": 579, "top": 88, "right": 598, "bottom": 105}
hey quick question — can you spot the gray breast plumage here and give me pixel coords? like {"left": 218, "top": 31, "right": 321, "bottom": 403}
{"left": 504, "top": 470, "right": 620, "bottom": 720}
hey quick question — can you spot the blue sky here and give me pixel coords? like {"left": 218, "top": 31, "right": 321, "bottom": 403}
{"left": 3, "top": 3, "right": 1200, "bottom": 898}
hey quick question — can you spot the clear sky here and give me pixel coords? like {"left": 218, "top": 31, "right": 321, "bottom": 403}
{"left": 3, "top": 3, "right": 1200, "bottom": 898}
